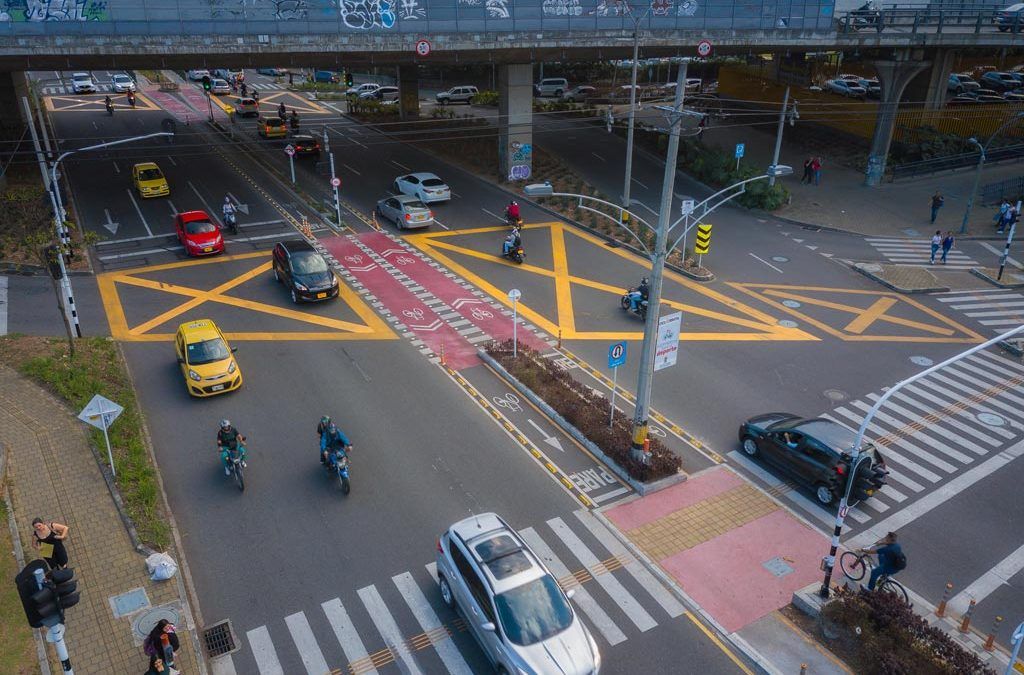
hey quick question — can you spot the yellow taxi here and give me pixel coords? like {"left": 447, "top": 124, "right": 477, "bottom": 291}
{"left": 258, "top": 116, "right": 288, "bottom": 139}
{"left": 132, "top": 162, "right": 170, "bottom": 198}
{"left": 174, "top": 319, "right": 242, "bottom": 397}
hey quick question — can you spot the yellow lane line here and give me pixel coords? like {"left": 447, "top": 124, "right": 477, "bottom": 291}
{"left": 762, "top": 289, "right": 954, "bottom": 336}
{"left": 683, "top": 612, "right": 755, "bottom": 675}
{"left": 105, "top": 250, "right": 270, "bottom": 276}
{"left": 550, "top": 221, "right": 577, "bottom": 335}
{"left": 96, "top": 273, "right": 131, "bottom": 338}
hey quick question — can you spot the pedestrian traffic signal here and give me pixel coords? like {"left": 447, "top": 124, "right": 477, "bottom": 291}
{"left": 345, "top": 72, "right": 354, "bottom": 88}
{"left": 202, "top": 75, "right": 212, "bottom": 92}
{"left": 850, "top": 457, "right": 887, "bottom": 501}
{"left": 15, "top": 562, "right": 79, "bottom": 628}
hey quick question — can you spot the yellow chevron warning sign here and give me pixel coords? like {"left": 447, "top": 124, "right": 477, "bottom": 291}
{"left": 694, "top": 223, "right": 712, "bottom": 255}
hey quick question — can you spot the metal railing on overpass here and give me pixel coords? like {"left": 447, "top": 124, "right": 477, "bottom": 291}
{"left": 981, "top": 174, "right": 1024, "bottom": 205}
{"left": 889, "top": 142, "right": 1024, "bottom": 181}
{"left": 836, "top": 5, "right": 1013, "bottom": 34}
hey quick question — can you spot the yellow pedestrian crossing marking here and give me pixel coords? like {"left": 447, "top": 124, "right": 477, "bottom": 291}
{"left": 44, "top": 92, "right": 160, "bottom": 112}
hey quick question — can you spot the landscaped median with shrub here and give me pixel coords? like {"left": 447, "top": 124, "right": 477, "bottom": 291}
{"left": 820, "top": 587, "right": 993, "bottom": 675}
{"left": 485, "top": 340, "right": 682, "bottom": 483}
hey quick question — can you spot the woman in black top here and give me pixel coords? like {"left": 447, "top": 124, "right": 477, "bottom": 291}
{"left": 31, "top": 518, "right": 69, "bottom": 570}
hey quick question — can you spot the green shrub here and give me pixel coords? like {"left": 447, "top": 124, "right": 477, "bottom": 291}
{"left": 470, "top": 90, "right": 499, "bottom": 106}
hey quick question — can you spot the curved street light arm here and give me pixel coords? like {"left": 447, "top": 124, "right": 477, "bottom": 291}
{"left": 548, "top": 191, "right": 655, "bottom": 255}
{"left": 666, "top": 173, "right": 774, "bottom": 252}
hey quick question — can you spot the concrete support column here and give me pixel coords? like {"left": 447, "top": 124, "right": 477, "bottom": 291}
{"left": 0, "top": 71, "right": 31, "bottom": 134}
{"left": 498, "top": 63, "right": 533, "bottom": 182}
{"left": 865, "top": 52, "right": 929, "bottom": 186}
{"left": 906, "top": 49, "right": 956, "bottom": 111}
{"left": 397, "top": 64, "right": 419, "bottom": 121}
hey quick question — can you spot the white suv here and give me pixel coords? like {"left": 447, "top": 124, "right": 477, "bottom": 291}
{"left": 435, "top": 85, "right": 478, "bottom": 104}
{"left": 534, "top": 77, "right": 569, "bottom": 97}
{"left": 71, "top": 72, "right": 96, "bottom": 94}
{"left": 346, "top": 82, "right": 381, "bottom": 98}
{"left": 436, "top": 513, "right": 601, "bottom": 675}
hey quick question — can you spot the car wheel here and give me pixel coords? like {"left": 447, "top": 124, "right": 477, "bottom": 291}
{"left": 741, "top": 436, "right": 759, "bottom": 458}
{"left": 815, "top": 483, "right": 837, "bottom": 505}
{"left": 291, "top": 288, "right": 299, "bottom": 304}
{"left": 956, "top": 85, "right": 963, "bottom": 94}
{"left": 439, "top": 575, "right": 455, "bottom": 608}
{"left": 393, "top": 181, "right": 400, "bottom": 193}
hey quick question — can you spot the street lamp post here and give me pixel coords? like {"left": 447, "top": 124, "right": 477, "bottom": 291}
{"left": 960, "top": 112, "right": 1024, "bottom": 235}
{"left": 620, "top": 4, "right": 656, "bottom": 227}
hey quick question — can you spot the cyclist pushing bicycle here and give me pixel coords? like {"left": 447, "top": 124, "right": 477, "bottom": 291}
{"left": 861, "top": 531, "right": 906, "bottom": 590}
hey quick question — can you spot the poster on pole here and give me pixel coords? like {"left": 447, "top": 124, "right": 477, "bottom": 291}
{"left": 654, "top": 311, "right": 682, "bottom": 371}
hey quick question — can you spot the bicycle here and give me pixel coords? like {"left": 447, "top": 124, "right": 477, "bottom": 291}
{"left": 840, "top": 550, "right": 908, "bottom": 604}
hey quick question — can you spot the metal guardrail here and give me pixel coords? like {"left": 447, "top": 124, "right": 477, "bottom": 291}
{"left": 981, "top": 175, "right": 1024, "bottom": 205}
{"left": 836, "top": 6, "right": 1016, "bottom": 34}
{"left": 890, "top": 143, "right": 1024, "bottom": 181}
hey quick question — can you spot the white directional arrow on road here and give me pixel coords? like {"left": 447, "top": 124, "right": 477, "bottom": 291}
{"left": 103, "top": 209, "right": 119, "bottom": 234}
{"left": 380, "top": 248, "right": 406, "bottom": 258}
{"left": 409, "top": 319, "right": 443, "bottom": 332}
{"left": 349, "top": 263, "right": 377, "bottom": 272}
{"left": 452, "top": 298, "right": 483, "bottom": 309}
{"left": 227, "top": 192, "right": 250, "bottom": 215}
{"left": 527, "top": 419, "right": 564, "bottom": 452}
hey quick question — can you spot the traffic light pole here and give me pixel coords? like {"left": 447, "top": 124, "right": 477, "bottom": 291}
{"left": 819, "top": 324, "right": 1024, "bottom": 598}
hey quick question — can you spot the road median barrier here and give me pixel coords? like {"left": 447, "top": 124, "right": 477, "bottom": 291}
{"left": 850, "top": 262, "right": 949, "bottom": 294}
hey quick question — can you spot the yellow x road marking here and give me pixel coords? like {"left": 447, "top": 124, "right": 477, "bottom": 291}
{"left": 44, "top": 92, "right": 160, "bottom": 112}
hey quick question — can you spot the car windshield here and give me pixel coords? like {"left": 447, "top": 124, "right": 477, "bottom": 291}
{"left": 138, "top": 168, "right": 163, "bottom": 181}
{"left": 185, "top": 219, "right": 217, "bottom": 234}
{"left": 404, "top": 200, "right": 428, "bottom": 210}
{"left": 291, "top": 251, "right": 329, "bottom": 274}
{"left": 422, "top": 179, "right": 446, "bottom": 187}
{"left": 495, "top": 575, "right": 573, "bottom": 646}
{"left": 186, "top": 337, "right": 229, "bottom": 365}
{"left": 113, "top": 75, "right": 129, "bottom": 82}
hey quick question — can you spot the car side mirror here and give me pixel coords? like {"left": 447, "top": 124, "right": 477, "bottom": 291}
{"left": 231, "top": 347, "right": 238, "bottom": 353}
{"left": 176, "top": 357, "right": 184, "bottom": 364}
{"left": 566, "top": 588, "right": 577, "bottom": 599}
{"left": 481, "top": 622, "right": 496, "bottom": 633}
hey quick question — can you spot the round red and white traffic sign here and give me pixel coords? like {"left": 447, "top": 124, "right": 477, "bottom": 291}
{"left": 331, "top": 177, "right": 341, "bottom": 187}
{"left": 284, "top": 144, "right": 295, "bottom": 157}
{"left": 415, "top": 39, "right": 431, "bottom": 57}
{"left": 696, "top": 39, "right": 713, "bottom": 58}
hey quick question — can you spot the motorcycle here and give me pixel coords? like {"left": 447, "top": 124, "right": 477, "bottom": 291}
{"left": 502, "top": 242, "right": 525, "bottom": 264}
{"left": 620, "top": 286, "right": 648, "bottom": 320}
{"left": 105, "top": 101, "right": 114, "bottom": 116}
{"left": 223, "top": 211, "right": 238, "bottom": 235}
{"left": 325, "top": 447, "right": 351, "bottom": 494}
{"left": 127, "top": 92, "right": 136, "bottom": 108}
{"left": 222, "top": 444, "right": 246, "bottom": 492}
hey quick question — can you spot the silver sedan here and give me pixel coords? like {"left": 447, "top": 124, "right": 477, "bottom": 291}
{"left": 375, "top": 194, "right": 434, "bottom": 230}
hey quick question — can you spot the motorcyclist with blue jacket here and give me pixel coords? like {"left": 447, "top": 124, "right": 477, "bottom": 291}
{"left": 319, "top": 419, "right": 352, "bottom": 468}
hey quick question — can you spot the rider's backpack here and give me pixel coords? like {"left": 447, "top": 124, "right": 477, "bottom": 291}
{"left": 891, "top": 551, "right": 907, "bottom": 572}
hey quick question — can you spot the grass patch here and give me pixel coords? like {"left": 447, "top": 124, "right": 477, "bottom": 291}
{"left": 0, "top": 498, "right": 39, "bottom": 675}
{"left": 136, "top": 69, "right": 164, "bottom": 83}
{"left": 0, "top": 336, "right": 169, "bottom": 550}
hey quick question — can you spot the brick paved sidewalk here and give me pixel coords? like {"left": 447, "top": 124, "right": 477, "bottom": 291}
{"left": 0, "top": 364, "right": 201, "bottom": 675}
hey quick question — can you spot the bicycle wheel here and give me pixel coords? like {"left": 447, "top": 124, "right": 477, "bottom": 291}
{"left": 234, "top": 463, "right": 245, "bottom": 492}
{"left": 880, "top": 578, "right": 909, "bottom": 605}
{"left": 840, "top": 551, "right": 867, "bottom": 581}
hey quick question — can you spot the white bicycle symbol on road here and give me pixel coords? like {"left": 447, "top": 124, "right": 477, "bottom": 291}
{"left": 393, "top": 255, "right": 417, "bottom": 266}
{"left": 402, "top": 308, "right": 425, "bottom": 321}
{"left": 344, "top": 254, "right": 364, "bottom": 264}
{"left": 492, "top": 393, "right": 522, "bottom": 413}
{"left": 471, "top": 307, "right": 494, "bottom": 320}
{"left": 649, "top": 426, "right": 667, "bottom": 438}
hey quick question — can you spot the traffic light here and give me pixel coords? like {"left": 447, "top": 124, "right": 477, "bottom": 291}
{"left": 345, "top": 72, "right": 353, "bottom": 88}
{"left": 15, "top": 562, "right": 79, "bottom": 628}
{"left": 202, "top": 75, "right": 212, "bottom": 92}
{"left": 850, "top": 457, "right": 887, "bottom": 501}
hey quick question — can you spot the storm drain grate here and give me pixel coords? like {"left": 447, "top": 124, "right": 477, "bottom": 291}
{"left": 203, "top": 620, "right": 237, "bottom": 658}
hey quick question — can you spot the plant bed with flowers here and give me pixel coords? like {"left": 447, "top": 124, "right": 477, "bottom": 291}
{"left": 484, "top": 340, "right": 684, "bottom": 488}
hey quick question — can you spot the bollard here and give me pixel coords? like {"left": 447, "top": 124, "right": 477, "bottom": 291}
{"left": 935, "top": 582, "right": 954, "bottom": 618}
{"left": 440, "top": 341, "right": 446, "bottom": 367}
{"left": 959, "top": 599, "right": 976, "bottom": 633}
{"left": 984, "top": 616, "right": 1003, "bottom": 651}
{"left": 557, "top": 328, "right": 562, "bottom": 349}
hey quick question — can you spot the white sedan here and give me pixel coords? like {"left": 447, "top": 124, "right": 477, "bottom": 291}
{"left": 393, "top": 172, "right": 451, "bottom": 204}
{"left": 187, "top": 69, "right": 211, "bottom": 82}
{"left": 71, "top": 72, "right": 96, "bottom": 94}
{"left": 111, "top": 74, "right": 136, "bottom": 92}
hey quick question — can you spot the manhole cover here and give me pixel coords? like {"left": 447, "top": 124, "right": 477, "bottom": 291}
{"left": 109, "top": 588, "right": 150, "bottom": 619}
{"left": 824, "top": 389, "right": 848, "bottom": 402}
{"left": 782, "top": 299, "right": 801, "bottom": 308}
{"left": 902, "top": 228, "right": 921, "bottom": 237}
{"left": 203, "top": 620, "right": 238, "bottom": 658}
{"left": 762, "top": 557, "right": 794, "bottom": 578}
{"left": 771, "top": 256, "right": 790, "bottom": 263}
{"left": 131, "top": 604, "right": 181, "bottom": 644}
{"left": 778, "top": 319, "right": 799, "bottom": 328}
{"left": 977, "top": 412, "right": 1006, "bottom": 427}
{"left": 910, "top": 356, "right": 934, "bottom": 367}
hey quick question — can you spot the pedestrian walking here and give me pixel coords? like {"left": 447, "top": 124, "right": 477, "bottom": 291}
{"left": 31, "top": 518, "right": 69, "bottom": 570}
{"left": 930, "top": 191, "right": 944, "bottom": 223}
{"left": 1002, "top": 204, "right": 1019, "bottom": 234}
{"left": 144, "top": 656, "right": 178, "bottom": 675}
{"left": 811, "top": 156, "right": 822, "bottom": 186}
{"left": 941, "top": 231, "right": 955, "bottom": 264}
{"left": 930, "top": 230, "right": 941, "bottom": 264}
{"left": 801, "top": 157, "right": 813, "bottom": 184}
{"left": 996, "top": 200, "right": 1010, "bottom": 233}
{"left": 143, "top": 619, "right": 180, "bottom": 670}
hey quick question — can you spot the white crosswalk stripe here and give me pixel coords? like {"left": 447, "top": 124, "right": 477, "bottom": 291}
{"left": 228, "top": 510, "right": 684, "bottom": 674}
{"left": 934, "top": 288, "right": 1024, "bottom": 332}
{"left": 865, "top": 237, "right": 980, "bottom": 269}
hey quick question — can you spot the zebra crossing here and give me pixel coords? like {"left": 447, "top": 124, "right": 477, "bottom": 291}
{"left": 211, "top": 509, "right": 685, "bottom": 675}
{"left": 40, "top": 83, "right": 118, "bottom": 95}
{"left": 730, "top": 348, "right": 1024, "bottom": 529}
{"left": 935, "top": 288, "right": 1024, "bottom": 335}
{"left": 247, "top": 82, "right": 289, "bottom": 91}
{"left": 865, "top": 236, "right": 980, "bottom": 269}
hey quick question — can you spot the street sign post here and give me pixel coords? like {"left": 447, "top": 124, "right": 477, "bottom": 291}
{"left": 508, "top": 288, "right": 521, "bottom": 358}
{"left": 78, "top": 394, "right": 124, "bottom": 477}
{"left": 654, "top": 312, "right": 682, "bottom": 372}
{"left": 607, "top": 341, "right": 628, "bottom": 427}
{"left": 284, "top": 144, "right": 296, "bottom": 184}
{"left": 735, "top": 142, "right": 745, "bottom": 170}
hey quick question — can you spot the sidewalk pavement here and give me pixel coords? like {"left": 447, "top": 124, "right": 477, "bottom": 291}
{"left": 705, "top": 122, "right": 1024, "bottom": 239}
{"left": 0, "top": 364, "right": 201, "bottom": 675}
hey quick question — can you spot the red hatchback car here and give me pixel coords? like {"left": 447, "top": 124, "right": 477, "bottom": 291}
{"left": 175, "top": 210, "right": 224, "bottom": 257}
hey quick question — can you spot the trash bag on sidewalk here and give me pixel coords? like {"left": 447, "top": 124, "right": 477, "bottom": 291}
{"left": 145, "top": 552, "right": 178, "bottom": 581}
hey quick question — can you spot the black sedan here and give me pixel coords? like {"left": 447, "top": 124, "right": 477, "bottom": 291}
{"left": 288, "top": 134, "right": 321, "bottom": 158}
{"left": 738, "top": 413, "right": 887, "bottom": 506}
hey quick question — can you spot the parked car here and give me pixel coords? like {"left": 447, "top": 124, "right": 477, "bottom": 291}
{"left": 187, "top": 69, "right": 211, "bottom": 82}
{"left": 231, "top": 97, "right": 259, "bottom": 118}
{"left": 209, "top": 78, "right": 231, "bottom": 95}
{"left": 175, "top": 319, "right": 242, "bottom": 397}
{"left": 435, "top": 85, "right": 478, "bottom": 104}
{"left": 71, "top": 72, "right": 96, "bottom": 94}
{"left": 981, "top": 71, "right": 1021, "bottom": 92}
{"left": 257, "top": 67, "right": 287, "bottom": 76}
{"left": 346, "top": 82, "right": 380, "bottom": 98}
{"left": 258, "top": 116, "right": 288, "bottom": 139}
{"left": 174, "top": 210, "right": 223, "bottom": 257}
{"left": 857, "top": 78, "right": 881, "bottom": 99}
{"left": 970, "top": 65, "right": 998, "bottom": 81}
{"left": 313, "top": 70, "right": 340, "bottom": 84}
{"left": 614, "top": 84, "right": 653, "bottom": 99}
{"left": 826, "top": 79, "right": 866, "bottom": 97}
{"left": 948, "top": 95, "right": 981, "bottom": 106}
{"left": 363, "top": 85, "right": 399, "bottom": 102}
{"left": 375, "top": 195, "right": 434, "bottom": 230}
{"left": 948, "top": 73, "right": 981, "bottom": 94}
{"left": 561, "top": 85, "right": 596, "bottom": 102}
{"left": 436, "top": 512, "right": 601, "bottom": 675}
{"left": 533, "top": 77, "right": 569, "bottom": 97}
{"left": 111, "top": 74, "right": 136, "bottom": 93}
{"left": 213, "top": 68, "right": 243, "bottom": 83}
{"left": 738, "top": 413, "right": 888, "bottom": 505}
{"left": 271, "top": 239, "right": 339, "bottom": 304}
{"left": 1004, "top": 91, "right": 1024, "bottom": 101}
{"left": 289, "top": 134, "right": 321, "bottom": 157}
{"left": 838, "top": 73, "right": 866, "bottom": 82}
{"left": 393, "top": 172, "right": 451, "bottom": 204}
{"left": 996, "top": 2, "right": 1024, "bottom": 31}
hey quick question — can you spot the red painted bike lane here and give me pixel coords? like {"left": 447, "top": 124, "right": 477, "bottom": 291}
{"left": 138, "top": 89, "right": 196, "bottom": 125}
{"left": 320, "top": 236, "right": 480, "bottom": 370}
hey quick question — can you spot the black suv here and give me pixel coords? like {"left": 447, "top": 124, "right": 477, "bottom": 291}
{"left": 271, "top": 240, "right": 338, "bottom": 303}
{"left": 738, "top": 413, "right": 888, "bottom": 506}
